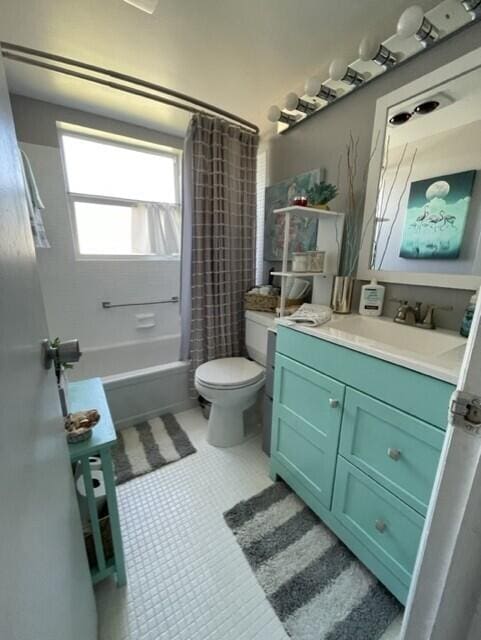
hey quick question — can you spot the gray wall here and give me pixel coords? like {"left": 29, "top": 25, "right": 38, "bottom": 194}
{"left": 266, "top": 22, "right": 481, "bottom": 331}
{"left": 10, "top": 93, "right": 183, "bottom": 149}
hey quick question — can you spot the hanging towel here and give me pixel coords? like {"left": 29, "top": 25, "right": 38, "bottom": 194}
{"left": 20, "top": 149, "right": 50, "bottom": 248}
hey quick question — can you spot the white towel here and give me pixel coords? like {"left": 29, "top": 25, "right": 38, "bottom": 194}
{"left": 286, "top": 303, "right": 332, "bottom": 327}
{"left": 20, "top": 148, "right": 50, "bottom": 249}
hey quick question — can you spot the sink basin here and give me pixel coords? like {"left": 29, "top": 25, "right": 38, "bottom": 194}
{"left": 278, "top": 313, "right": 467, "bottom": 383}
{"left": 326, "top": 315, "right": 466, "bottom": 358}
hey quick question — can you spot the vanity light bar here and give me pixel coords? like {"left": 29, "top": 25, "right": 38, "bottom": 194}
{"left": 462, "top": 0, "right": 481, "bottom": 18}
{"left": 269, "top": 0, "right": 480, "bottom": 134}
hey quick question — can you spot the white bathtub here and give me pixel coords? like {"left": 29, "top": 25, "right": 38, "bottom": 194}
{"left": 70, "top": 335, "right": 194, "bottom": 428}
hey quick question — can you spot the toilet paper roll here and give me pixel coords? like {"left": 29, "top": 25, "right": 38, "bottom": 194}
{"left": 74, "top": 456, "right": 102, "bottom": 482}
{"left": 76, "top": 469, "right": 107, "bottom": 525}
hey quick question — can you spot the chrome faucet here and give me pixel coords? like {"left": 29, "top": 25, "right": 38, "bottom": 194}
{"left": 393, "top": 300, "right": 417, "bottom": 326}
{"left": 392, "top": 300, "right": 453, "bottom": 330}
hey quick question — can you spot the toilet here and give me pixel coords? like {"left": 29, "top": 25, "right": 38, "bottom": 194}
{"left": 194, "top": 311, "right": 274, "bottom": 447}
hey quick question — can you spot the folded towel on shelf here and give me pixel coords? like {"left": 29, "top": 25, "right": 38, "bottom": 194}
{"left": 20, "top": 148, "right": 50, "bottom": 248}
{"left": 285, "top": 303, "right": 332, "bottom": 327}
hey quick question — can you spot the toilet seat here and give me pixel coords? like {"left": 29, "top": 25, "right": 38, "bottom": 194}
{"left": 195, "top": 357, "right": 264, "bottom": 390}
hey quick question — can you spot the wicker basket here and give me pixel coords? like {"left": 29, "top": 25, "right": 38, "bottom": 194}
{"left": 244, "top": 292, "right": 305, "bottom": 312}
{"left": 83, "top": 505, "right": 114, "bottom": 568}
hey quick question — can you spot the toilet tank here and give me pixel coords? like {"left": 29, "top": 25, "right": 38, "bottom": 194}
{"left": 245, "top": 310, "right": 276, "bottom": 366}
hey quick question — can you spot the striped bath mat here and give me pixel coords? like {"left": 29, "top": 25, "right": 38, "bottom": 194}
{"left": 113, "top": 414, "right": 196, "bottom": 484}
{"left": 224, "top": 482, "right": 402, "bottom": 639}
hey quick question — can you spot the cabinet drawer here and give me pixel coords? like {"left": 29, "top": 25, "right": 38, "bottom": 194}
{"left": 340, "top": 389, "right": 444, "bottom": 515}
{"left": 333, "top": 457, "right": 424, "bottom": 587}
{"left": 271, "top": 354, "right": 345, "bottom": 508}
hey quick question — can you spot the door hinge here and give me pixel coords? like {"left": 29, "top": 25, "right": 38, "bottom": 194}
{"left": 449, "top": 390, "right": 481, "bottom": 435}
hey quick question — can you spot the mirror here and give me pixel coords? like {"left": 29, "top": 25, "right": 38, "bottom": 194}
{"left": 358, "top": 47, "right": 481, "bottom": 289}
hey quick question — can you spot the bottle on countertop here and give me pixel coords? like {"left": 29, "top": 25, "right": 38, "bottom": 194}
{"left": 460, "top": 291, "right": 478, "bottom": 338}
{"left": 359, "top": 279, "right": 385, "bottom": 317}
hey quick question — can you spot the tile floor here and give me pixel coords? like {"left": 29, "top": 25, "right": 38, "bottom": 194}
{"left": 97, "top": 407, "right": 402, "bottom": 640}
{"left": 97, "top": 408, "right": 288, "bottom": 640}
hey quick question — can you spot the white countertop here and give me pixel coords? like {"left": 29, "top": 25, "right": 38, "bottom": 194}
{"left": 277, "top": 314, "right": 466, "bottom": 385}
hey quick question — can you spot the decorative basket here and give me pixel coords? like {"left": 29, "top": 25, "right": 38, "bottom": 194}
{"left": 83, "top": 506, "right": 114, "bottom": 568}
{"left": 244, "top": 292, "right": 305, "bottom": 312}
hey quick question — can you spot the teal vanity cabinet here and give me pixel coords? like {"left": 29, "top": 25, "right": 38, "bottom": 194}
{"left": 270, "top": 325, "right": 455, "bottom": 604}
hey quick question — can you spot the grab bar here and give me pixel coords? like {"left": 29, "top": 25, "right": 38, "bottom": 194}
{"left": 102, "top": 297, "right": 179, "bottom": 309}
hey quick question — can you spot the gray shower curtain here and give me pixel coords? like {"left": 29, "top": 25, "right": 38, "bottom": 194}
{"left": 180, "top": 114, "right": 258, "bottom": 374}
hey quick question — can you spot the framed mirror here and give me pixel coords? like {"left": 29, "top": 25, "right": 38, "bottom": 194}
{"left": 358, "top": 47, "right": 481, "bottom": 289}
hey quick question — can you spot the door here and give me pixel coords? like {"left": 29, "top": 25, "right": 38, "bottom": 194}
{"left": 271, "top": 354, "right": 345, "bottom": 508}
{"left": 0, "top": 60, "right": 96, "bottom": 639}
{"left": 401, "top": 296, "right": 481, "bottom": 639}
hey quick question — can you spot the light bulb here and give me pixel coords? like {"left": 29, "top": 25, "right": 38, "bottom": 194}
{"left": 284, "top": 92, "right": 317, "bottom": 114}
{"left": 359, "top": 36, "right": 397, "bottom": 68}
{"left": 329, "top": 58, "right": 364, "bottom": 86}
{"left": 461, "top": 0, "right": 481, "bottom": 19}
{"left": 267, "top": 105, "right": 297, "bottom": 125}
{"left": 267, "top": 105, "right": 281, "bottom": 122}
{"left": 397, "top": 5, "right": 439, "bottom": 45}
{"left": 284, "top": 92, "right": 300, "bottom": 110}
{"left": 305, "top": 77, "right": 337, "bottom": 103}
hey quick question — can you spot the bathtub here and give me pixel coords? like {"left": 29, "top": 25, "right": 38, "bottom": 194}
{"left": 70, "top": 334, "right": 194, "bottom": 428}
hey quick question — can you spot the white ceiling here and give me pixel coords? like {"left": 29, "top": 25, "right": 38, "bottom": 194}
{"left": 0, "top": 0, "right": 440, "bottom": 137}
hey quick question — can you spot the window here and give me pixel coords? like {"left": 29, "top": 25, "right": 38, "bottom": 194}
{"left": 59, "top": 130, "right": 181, "bottom": 258}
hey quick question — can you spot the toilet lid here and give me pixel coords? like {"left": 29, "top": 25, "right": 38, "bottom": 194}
{"left": 195, "top": 357, "right": 264, "bottom": 389}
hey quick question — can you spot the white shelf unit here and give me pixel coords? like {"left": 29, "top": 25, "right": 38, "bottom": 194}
{"left": 273, "top": 206, "right": 345, "bottom": 317}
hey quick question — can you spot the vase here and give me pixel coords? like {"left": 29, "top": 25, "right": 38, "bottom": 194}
{"left": 331, "top": 276, "right": 354, "bottom": 314}
{"left": 310, "top": 203, "right": 330, "bottom": 210}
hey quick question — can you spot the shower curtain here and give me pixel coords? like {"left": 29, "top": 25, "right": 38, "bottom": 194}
{"left": 180, "top": 113, "right": 258, "bottom": 374}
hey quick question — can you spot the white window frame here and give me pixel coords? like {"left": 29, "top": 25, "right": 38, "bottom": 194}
{"left": 57, "top": 126, "right": 182, "bottom": 262}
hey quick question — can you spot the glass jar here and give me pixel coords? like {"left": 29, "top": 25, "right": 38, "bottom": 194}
{"left": 292, "top": 253, "right": 308, "bottom": 272}
{"left": 307, "top": 251, "right": 325, "bottom": 272}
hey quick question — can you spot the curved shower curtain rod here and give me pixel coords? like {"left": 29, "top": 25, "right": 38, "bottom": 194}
{"left": 0, "top": 41, "right": 259, "bottom": 134}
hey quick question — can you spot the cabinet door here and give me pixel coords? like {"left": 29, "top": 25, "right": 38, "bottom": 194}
{"left": 340, "top": 388, "right": 444, "bottom": 515}
{"left": 271, "top": 354, "right": 345, "bottom": 508}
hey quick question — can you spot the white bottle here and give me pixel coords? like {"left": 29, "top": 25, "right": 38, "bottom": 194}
{"left": 359, "top": 279, "right": 385, "bottom": 316}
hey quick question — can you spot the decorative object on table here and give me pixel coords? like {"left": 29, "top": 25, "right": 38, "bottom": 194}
{"left": 292, "top": 196, "right": 308, "bottom": 206}
{"left": 399, "top": 171, "right": 476, "bottom": 260}
{"left": 359, "top": 278, "right": 385, "bottom": 316}
{"left": 307, "top": 250, "right": 325, "bottom": 272}
{"left": 291, "top": 252, "right": 309, "bottom": 272}
{"left": 65, "top": 409, "right": 101, "bottom": 443}
{"left": 306, "top": 181, "right": 338, "bottom": 210}
{"left": 112, "top": 413, "right": 196, "bottom": 484}
{"left": 331, "top": 275, "right": 355, "bottom": 314}
{"left": 460, "top": 290, "right": 478, "bottom": 338}
{"left": 264, "top": 168, "right": 325, "bottom": 261}
{"left": 224, "top": 481, "right": 402, "bottom": 640}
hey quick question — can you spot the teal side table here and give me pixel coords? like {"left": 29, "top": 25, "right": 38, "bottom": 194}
{"left": 68, "top": 378, "right": 126, "bottom": 587}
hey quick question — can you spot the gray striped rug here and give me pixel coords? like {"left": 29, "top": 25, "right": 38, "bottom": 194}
{"left": 224, "top": 481, "right": 403, "bottom": 639}
{"left": 113, "top": 414, "right": 196, "bottom": 484}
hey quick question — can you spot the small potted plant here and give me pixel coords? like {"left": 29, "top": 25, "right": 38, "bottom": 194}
{"left": 306, "top": 181, "right": 338, "bottom": 210}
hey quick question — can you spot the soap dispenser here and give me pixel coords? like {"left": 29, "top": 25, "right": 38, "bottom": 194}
{"left": 359, "top": 279, "right": 385, "bottom": 317}
{"left": 460, "top": 291, "right": 477, "bottom": 338}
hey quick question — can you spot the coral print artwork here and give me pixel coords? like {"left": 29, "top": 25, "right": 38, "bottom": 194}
{"left": 399, "top": 170, "right": 476, "bottom": 259}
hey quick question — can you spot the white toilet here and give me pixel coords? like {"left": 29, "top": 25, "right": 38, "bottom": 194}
{"left": 194, "top": 311, "right": 274, "bottom": 447}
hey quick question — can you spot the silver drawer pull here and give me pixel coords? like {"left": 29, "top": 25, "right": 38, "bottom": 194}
{"left": 375, "top": 519, "right": 387, "bottom": 533}
{"left": 329, "top": 398, "right": 339, "bottom": 408}
{"left": 387, "top": 447, "right": 401, "bottom": 461}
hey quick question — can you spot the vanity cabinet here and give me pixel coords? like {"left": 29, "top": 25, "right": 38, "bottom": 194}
{"left": 270, "top": 325, "right": 455, "bottom": 604}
